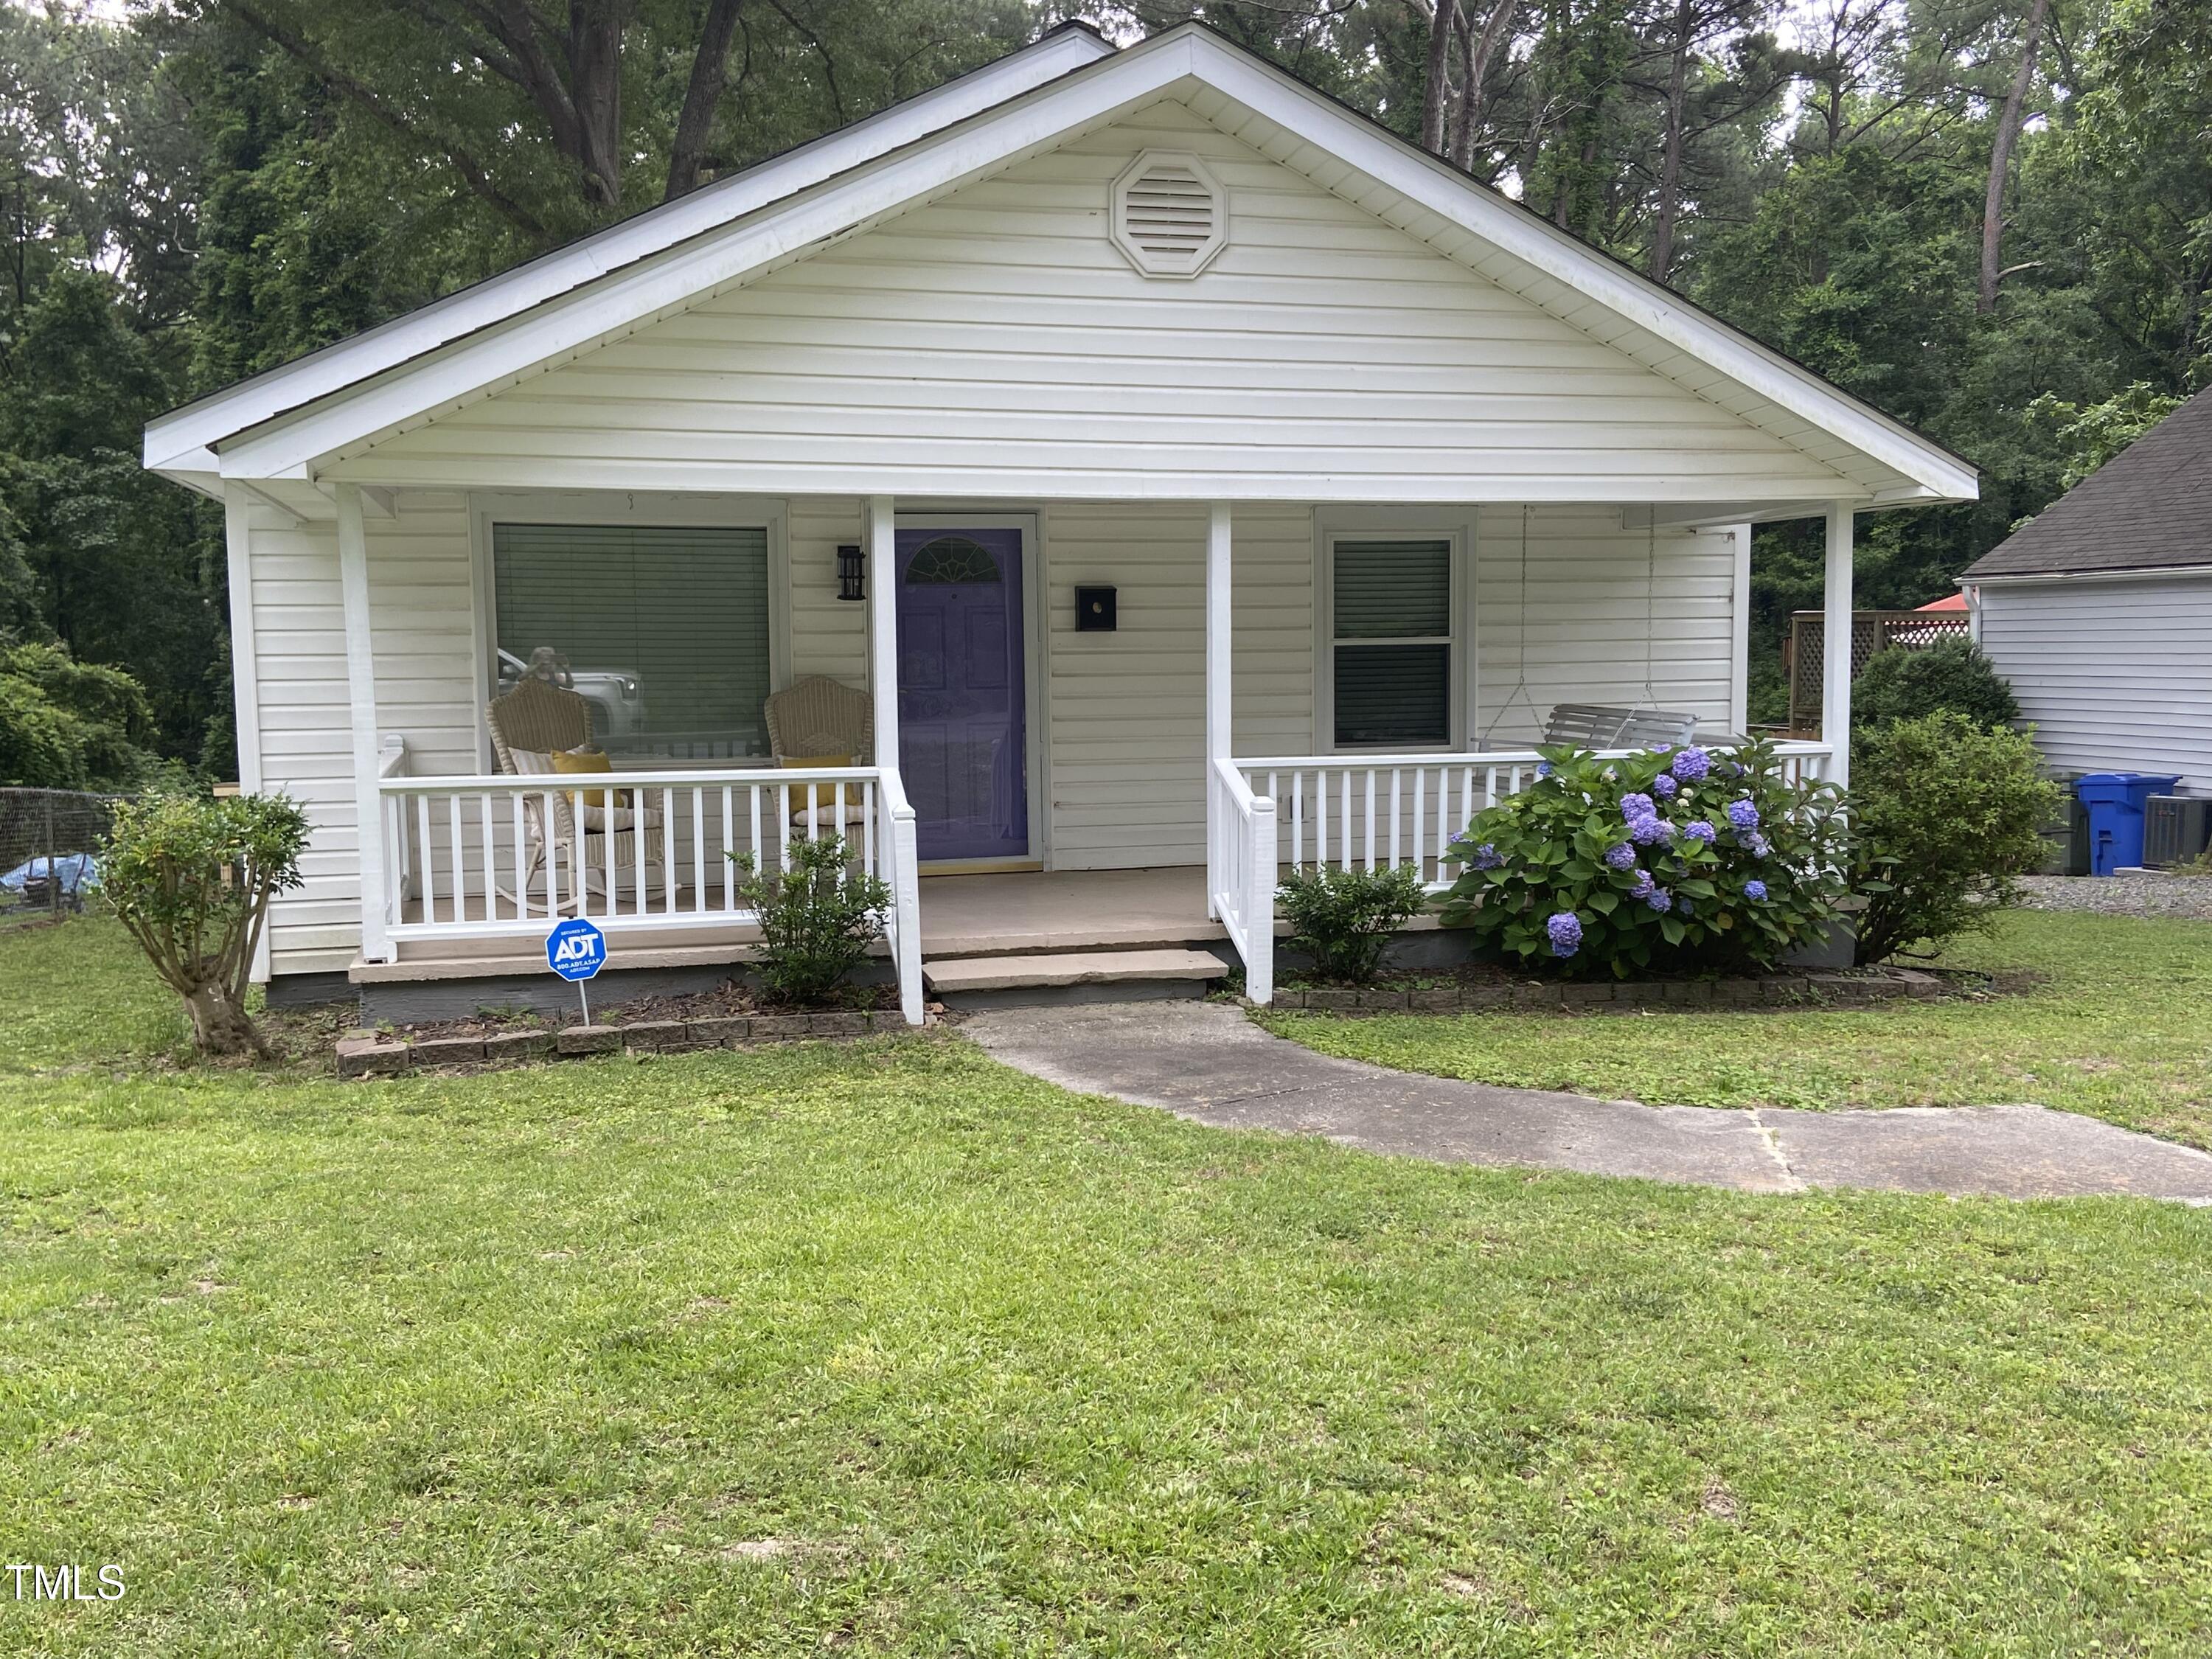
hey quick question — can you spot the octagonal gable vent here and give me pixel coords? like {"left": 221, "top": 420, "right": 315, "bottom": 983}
{"left": 1110, "top": 150, "right": 1227, "bottom": 279}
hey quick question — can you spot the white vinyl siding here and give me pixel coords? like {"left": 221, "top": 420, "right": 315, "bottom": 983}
{"left": 338, "top": 103, "right": 1857, "bottom": 504}
{"left": 1977, "top": 573, "right": 2212, "bottom": 793}
{"left": 1473, "top": 511, "right": 1739, "bottom": 747}
{"left": 245, "top": 493, "right": 476, "bottom": 976}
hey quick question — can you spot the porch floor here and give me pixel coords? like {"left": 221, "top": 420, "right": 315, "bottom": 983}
{"left": 356, "top": 865, "right": 1222, "bottom": 984}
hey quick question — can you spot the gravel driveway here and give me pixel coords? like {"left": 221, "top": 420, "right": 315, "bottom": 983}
{"left": 2020, "top": 874, "right": 2212, "bottom": 919}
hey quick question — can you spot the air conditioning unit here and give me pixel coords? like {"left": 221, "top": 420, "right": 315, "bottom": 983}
{"left": 2143, "top": 795, "right": 2212, "bottom": 868}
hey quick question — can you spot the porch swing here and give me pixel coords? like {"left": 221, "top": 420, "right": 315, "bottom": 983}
{"left": 1479, "top": 507, "right": 1701, "bottom": 753}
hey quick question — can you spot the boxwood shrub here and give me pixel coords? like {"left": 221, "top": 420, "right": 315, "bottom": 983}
{"left": 1439, "top": 738, "right": 1849, "bottom": 976}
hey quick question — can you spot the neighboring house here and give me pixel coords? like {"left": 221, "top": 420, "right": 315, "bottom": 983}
{"left": 1962, "top": 387, "right": 2212, "bottom": 793}
{"left": 142, "top": 22, "right": 1975, "bottom": 1020}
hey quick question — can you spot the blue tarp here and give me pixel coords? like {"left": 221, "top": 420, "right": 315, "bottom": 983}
{"left": 0, "top": 853, "right": 99, "bottom": 896}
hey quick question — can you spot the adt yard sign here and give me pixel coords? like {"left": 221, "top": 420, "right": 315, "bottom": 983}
{"left": 546, "top": 917, "right": 606, "bottom": 980}
{"left": 547, "top": 917, "right": 605, "bottom": 1023}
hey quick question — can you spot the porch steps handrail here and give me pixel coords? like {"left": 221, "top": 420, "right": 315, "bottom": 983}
{"left": 875, "top": 765, "right": 925, "bottom": 1026}
{"left": 1208, "top": 756, "right": 1276, "bottom": 1004}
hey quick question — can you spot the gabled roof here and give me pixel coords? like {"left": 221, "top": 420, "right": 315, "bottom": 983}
{"left": 1964, "top": 388, "right": 2212, "bottom": 580}
{"left": 147, "top": 21, "right": 1977, "bottom": 513}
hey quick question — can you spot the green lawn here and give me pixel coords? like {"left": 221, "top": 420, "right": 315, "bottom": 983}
{"left": 4, "top": 918, "right": 2212, "bottom": 1654}
{"left": 1264, "top": 910, "right": 2212, "bottom": 1150}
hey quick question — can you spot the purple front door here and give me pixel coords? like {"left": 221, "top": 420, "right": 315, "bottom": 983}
{"left": 896, "top": 528, "right": 1028, "bottom": 861}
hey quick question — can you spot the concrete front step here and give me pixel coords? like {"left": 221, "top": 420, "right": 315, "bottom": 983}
{"left": 923, "top": 947, "right": 1228, "bottom": 1004}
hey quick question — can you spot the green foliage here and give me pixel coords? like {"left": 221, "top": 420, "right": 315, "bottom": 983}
{"left": 1851, "top": 639, "right": 2022, "bottom": 734}
{"left": 1277, "top": 863, "right": 1428, "bottom": 984}
{"left": 2025, "top": 383, "right": 2188, "bottom": 492}
{"left": 102, "top": 790, "right": 309, "bottom": 1055}
{"left": 1441, "top": 740, "right": 1850, "bottom": 977}
{"left": 1849, "top": 713, "right": 2062, "bottom": 964}
{"left": 730, "top": 834, "right": 890, "bottom": 1005}
{"left": 0, "top": 642, "right": 153, "bottom": 788}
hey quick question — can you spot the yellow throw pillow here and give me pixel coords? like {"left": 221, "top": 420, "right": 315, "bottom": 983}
{"left": 779, "top": 754, "right": 853, "bottom": 770}
{"left": 551, "top": 746, "right": 625, "bottom": 809}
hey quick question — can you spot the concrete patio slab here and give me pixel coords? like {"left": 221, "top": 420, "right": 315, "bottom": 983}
{"left": 964, "top": 1001, "right": 2212, "bottom": 1202}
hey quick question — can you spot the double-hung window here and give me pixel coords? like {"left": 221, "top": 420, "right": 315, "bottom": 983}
{"left": 1328, "top": 536, "right": 1455, "bottom": 749}
{"left": 491, "top": 522, "right": 773, "bottom": 761}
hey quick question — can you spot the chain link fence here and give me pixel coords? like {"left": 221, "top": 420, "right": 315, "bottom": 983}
{"left": 0, "top": 788, "right": 126, "bottom": 928}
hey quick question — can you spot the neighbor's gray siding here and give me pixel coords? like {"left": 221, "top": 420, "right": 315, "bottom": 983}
{"left": 1975, "top": 571, "right": 2212, "bottom": 793}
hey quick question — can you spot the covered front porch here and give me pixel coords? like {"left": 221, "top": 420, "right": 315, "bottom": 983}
{"left": 340, "top": 490, "right": 1853, "bottom": 1021}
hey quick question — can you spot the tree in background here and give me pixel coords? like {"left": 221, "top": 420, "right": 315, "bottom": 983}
{"left": 7, "top": 0, "right": 2212, "bottom": 759}
{"left": 0, "top": 641, "right": 156, "bottom": 791}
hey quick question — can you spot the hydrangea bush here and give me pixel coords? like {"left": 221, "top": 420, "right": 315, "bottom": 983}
{"left": 1440, "top": 739, "right": 1848, "bottom": 976}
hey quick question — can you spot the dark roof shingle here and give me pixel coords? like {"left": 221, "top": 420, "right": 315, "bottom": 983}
{"left": 1963, "top": 387, "right": 2212, "bottom": 579}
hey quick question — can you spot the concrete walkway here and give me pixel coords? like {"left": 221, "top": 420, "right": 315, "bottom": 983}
{"left": 964, "top": 1001, "right": 2212, "bottom": 1202}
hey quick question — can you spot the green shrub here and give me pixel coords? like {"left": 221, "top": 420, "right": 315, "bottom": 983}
{"left": 1277, "top": 863, "right": 1428, "bottom": 983}
{"left": 1849, "top": 712, "right": 2060, "bottom": 964}
{"left": 0, "top": 643, "right": 153, "bottom": 789}
{"left": 1440, "top": 739, "right": 1849, "bottom": 977}
{"left": 730, "top": 834, "right": 891, "bottom": 1005}
{"left": 102, "top": 790, "right": 309, "bottom": 1056}
{"left": 1851, "top": 639, "right": 2020, "bottom": 734}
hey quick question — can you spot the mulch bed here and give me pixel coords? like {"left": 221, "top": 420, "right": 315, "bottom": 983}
{"left": 1270, "top": 960, "right": 1976, "bottom": 1016}
{"left": 337, "top": 978, "right": 912, "bottom": 1079}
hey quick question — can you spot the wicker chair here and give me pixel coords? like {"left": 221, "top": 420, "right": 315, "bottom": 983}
{"left": 487, "top": 676, "right": 663, "bottom": 911}
{"left": 764, "top": 676, "right": 874, "bottom": 830}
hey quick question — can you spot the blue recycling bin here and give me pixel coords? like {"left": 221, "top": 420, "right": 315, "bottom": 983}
{"left": 2076, "top": 773, "right": 2183, "bottom": 875}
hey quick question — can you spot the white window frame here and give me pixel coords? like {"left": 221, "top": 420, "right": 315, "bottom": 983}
{"left": 1313, "top": 509, "right": 1478, "bottom": 754}
{"left": 467, "top": 490, "right": 789, "bottom": 771}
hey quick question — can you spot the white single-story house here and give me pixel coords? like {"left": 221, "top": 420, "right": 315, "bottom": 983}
{"left": 144, "top": 21, "right": 1977, "bottom": 1020}
{"left": 1964, "top": 386, "right": 2211, "bottom": 795}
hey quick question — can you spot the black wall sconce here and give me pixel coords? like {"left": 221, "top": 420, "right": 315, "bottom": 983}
{"left": 1075, "top": 585, "right": 1117, "bottom": 631}
{"left": 836, "top": 543, "right": 866, "bottom": 602}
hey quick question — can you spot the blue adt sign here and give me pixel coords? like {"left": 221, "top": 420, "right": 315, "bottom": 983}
{"left": 546, "top": 917, "right": 606, "bottom": 981}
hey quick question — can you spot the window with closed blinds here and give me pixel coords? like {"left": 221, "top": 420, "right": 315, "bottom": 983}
{"left": 493, "top": 523, "right": 771, "bottom": 759}
{"left": 1332, "top": 538, "right": 1453, "bottom": 748}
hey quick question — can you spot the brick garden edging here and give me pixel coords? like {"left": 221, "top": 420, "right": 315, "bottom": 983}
{"left": 1268, "top": 966, "right": 1948, "bottom": 1016}
{"left": 335, "top": 1009, "right": 906, "bottom": 1079}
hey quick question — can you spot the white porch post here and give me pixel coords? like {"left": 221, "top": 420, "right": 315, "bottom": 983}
{"left": 1205, "top": 501, "right": 1232, "bottom": 919}
{"left": 335, "top": 483, "right": 393, "bottom": 964}
{"left": 866, "top": 495, "right": 898, "bottom": 771}
{"left": 1822, "top": 501, "right": 1854, "bottom": 792}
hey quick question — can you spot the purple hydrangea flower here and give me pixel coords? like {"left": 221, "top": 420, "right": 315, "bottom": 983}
{"left": 1683, "top": 820, "right": 1717, "bottom": 844}
{"left": 1650, "top": 773, "right": 1678, "bottom": 799}
{"left": 1603, "top": 841, "right": 1638, "bottom": 871}
{"left": 1619, "top": 793, "right": 1655, "bottom": 820}
{"left": 1726, "top": 798, "right": 1761, "bottom": 832}
{"left": 1670, "top": 745, "right": 1712, "bottom": 782}
{"left": 1745, "top": 832, "right": 1771, "bottom": 859}
{"left": 1627, "top": 813, "right": 1671, "bottom": 846}
{"left": 1628, "top": 867, "right": 1655, "bottom": 898}
{"left": 1472, "top": 842, "right": 1506, "bottom": 871}
{"left": 1645, "top": 886, "right": 1673, "bottom": 912}
{"left": 1652, "top": 742, "right": 1675, "bottom": 755}
{"left": 1536, "top": 759, "right": 1554, "bottom": 778}
{"left": 1546, "top": 911, "right": 1583, "bottom": 957}
{"left": 1744, "top": 879, "right": 1768, "bottom": 901}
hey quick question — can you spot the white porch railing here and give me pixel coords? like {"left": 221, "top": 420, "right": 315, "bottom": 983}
{"left": 1207, "top": 757, "right": 1277, "bottom": 1004}
{"left": 374, "top": 760, "right": 927, "bottom": 1023}
{"left": 1215, "top": 740, "right": 1837, "bottom": 1004}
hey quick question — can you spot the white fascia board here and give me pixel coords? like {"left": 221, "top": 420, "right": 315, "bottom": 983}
{"left": 144, "top": 24, "right": 1113, "bottom": 479}
{"left": 1969, "top": 564, "right": 2212, "bottom": 588}
{"left": 1180, "top": 38, "right": 1978, "bottom": 505}
{"left": 214, "top": 39, "right": 1204, "bottom": 482}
